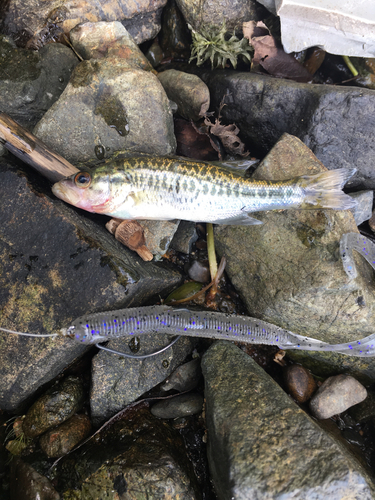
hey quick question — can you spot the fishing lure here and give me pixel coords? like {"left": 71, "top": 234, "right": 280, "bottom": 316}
{"left": 1, "top": 233, "right": 374, "bottom": 357}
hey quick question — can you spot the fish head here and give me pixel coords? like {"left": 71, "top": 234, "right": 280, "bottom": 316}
{"left": 52, "top": 168, "right": 113, "bottom": 214}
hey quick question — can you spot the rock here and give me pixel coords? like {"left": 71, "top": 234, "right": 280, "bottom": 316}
{"left": 0, "top": 38, "right": 78, "bottom": 129}
{"left": 159, "top": 0, "right": 191, "bottom": 60}
{"left": 39, "top": 413, "right": 91, "bottom": 458}
{"left": 70, "top": 21, "right": 154, "bottom": 72}
{"left": 174, "top": 0, "right": 265, "bottom": 33}
{"left": 1, "top": 0, "right": 167, "bottom": 48}
{"left": 213, "top": 134, "right": 375, "bottom": 381}
{"left": 283, "top": 365, "right": 317, "bottom": 403}
{"left": 160, "top": 358, "right": 202, "bottom": 392}
{"left": 349, "top": 190, "right": 374, "bottom": 226}
{"left": 23, "top": 376, "right": 84, "bottom": 438}
{"left": 90, "top": 335, "right": 196, "bottom": 425}
{"left": 33, "top": 58, "right": 176, "bottom": 164}
{"left": 309, "top": 375, "right": 368, "bottom": 420}
{"left": 200, "top": 70, "right": 375, "bottom": 190}
{"left": 158, "top": 70, "right": 210, "bottom": 121}
{"left": 53, "top": 404, "right": 201, "bottom": 498}
{"left": 202, "top": 341, "right": 375, "bottom": 499}
{"left": 151, "top": 393, "right": 204, "bottom": 418}
{"left": 138, "top": 219, "right": 181, "bottom": 260}
{"left": 0, "top": 156, "right": 181, "bottom": 412}
{"left": 10, "top": 459, "right": 59, "bottom": 500}
{"left": 170, "top": 220, "right": 198, "bottom": 254}
{"left": 187, "top": 260, "right": 210, "bottom": 283}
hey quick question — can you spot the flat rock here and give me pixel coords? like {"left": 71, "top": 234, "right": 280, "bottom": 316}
{"left": 0, "top": 38, "right": 78, "bottom": 129}
{"left": 1, "top": 0, "right": 167, "bottom": 47}
{"left": 0, "top": 155, "right": 181, "bottom": 412}
{"left": 214, "top": 134, "right": 375, "bottom": 381}
{"left": 309, "top": 374, "right": 368, "bottom": 420}
{"left": 201, "top": 70, "right": 375, "bottom": 190}
{"left": 202, "top": 341, "right": 375, "bottom": 500}
{"left": 33, "top": 58, "right": 176, "bottom": 164}
{"left": 90, "top": 335, "right": 196, "bottom": 425}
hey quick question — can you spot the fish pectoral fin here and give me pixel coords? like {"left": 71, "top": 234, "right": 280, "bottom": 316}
{"left": 210, "top": 214, "right": 263, "bottom": 225}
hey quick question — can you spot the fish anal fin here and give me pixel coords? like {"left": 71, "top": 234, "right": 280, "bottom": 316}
{"left": 210, "top": 214, "right": 263, "bottom": 225}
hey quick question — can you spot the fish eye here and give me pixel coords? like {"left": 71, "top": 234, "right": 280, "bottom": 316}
{"left": 74, "top": 172, "right": 91, "bottom": 188}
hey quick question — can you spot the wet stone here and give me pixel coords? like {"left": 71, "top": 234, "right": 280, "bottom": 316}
{"left": 158, "top": 69, "right": 210, "bottom": 121}
{"left": 348, "top": 190, "right": 374, "bottom": 226}
{"left": 10, "top": 459, "right": 59, "bottom": 500}
{"left": 0, "top": 156, "right": 181, "bottom": 412}
{"left": 213, "top": 134, "right": 375, "bottom": 381}
{"left": 201, "top": 70, "right": 375, "bottom": 190}
{"left": 90, "top": 335, "right": 196, "bottom": 425}
{"left": 187, "top": 260, "right": 210, "bottom": 283}
{"left": 151, "top": 393, "right": 204, "bottom": 419}
{"left": 202, "top": 341, "right": 375, "bottom": 499}
{"left": 0, "top": 39, "right": 78, "bottom": 129}
{"left": 160, "top": 358, "right": 202, "bottom": 392}
{"left": 33, "top": 58, "right": 176, "bottom": 164}
{"left": 283, "top": 364, "right": 317, "bottom": 403}
{"left": 1, "top": 0, "right": 167, "bottom": 47}
{"left": 70, "top": 21, "right": 154, "bottom": 72}
{"left": 53, "top": 404, "right": 201, "bottom": 498}
{"left": 309, "top": 374, "right": 368, "bottom": 420}
{"left": 39, "top": 413, "right": 92, "bottom": 458}
{"left": 170, "top": 220, "right": 198, "bottom": 254}
{"left": 23, "top": 376, "right": 84, "bottom": 439}
{"left": 138, "top": 219, "right": 181, "bottom": 260}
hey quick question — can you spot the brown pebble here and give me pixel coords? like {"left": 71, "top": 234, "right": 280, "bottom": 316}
{"left": 283, "top": 365, "right": 317, "bottom": 403}
{"left": 39, "top": 414, "right": 91, "bottom": 458}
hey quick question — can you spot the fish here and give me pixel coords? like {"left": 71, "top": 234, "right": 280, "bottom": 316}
{"left": 52, "top": 156, "right": 357, "bottom": 225}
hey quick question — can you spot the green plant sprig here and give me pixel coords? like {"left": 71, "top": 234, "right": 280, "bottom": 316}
{"left": 189, "top": 23, "right": 252, "bottom": 69}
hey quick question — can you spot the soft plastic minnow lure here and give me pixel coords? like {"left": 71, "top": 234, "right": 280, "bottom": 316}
{"left": 1, "top": 233, "right": 374, "bottom": 357}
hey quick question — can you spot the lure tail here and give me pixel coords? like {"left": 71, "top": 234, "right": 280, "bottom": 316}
{"left": 299, "top": 168, "right": 357, "bottom": 210}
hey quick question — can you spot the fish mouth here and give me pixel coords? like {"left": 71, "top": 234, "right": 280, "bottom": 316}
{"left": 52, "top": 179, "right": 86, "bottom": 208}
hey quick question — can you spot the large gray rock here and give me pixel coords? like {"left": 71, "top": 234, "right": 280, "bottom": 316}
{"left": 201, "top": 70, "right": 375, "bottom": 190}
{"left": 33, "top": 58, "right": 176, "bottom": 164}
{"left": 202, "top": 341, "right": 375, "bottom": 500}
{"left": 214, "top": 134, "right": 375, "bottom": 381}
{"left": 0, "top": 156, "right": 181, "bottom": 412}
{"left": 0, "top": 38, "right": 78, "bottom": 129}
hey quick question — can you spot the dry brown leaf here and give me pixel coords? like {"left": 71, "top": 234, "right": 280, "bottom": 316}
{"left": 244, "top": 21, "right": 312, "bottom": 83}
{"left": 204, "top": 117, "right": 249, "bottom": 157}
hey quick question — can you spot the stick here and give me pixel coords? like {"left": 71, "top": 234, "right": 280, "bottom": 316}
{"left": 0, "top": 112, "right": 78, "bottom": 182}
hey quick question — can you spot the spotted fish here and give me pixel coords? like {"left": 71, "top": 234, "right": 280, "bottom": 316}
{"left": 52, "top": 156, "right": 356, "bottom": 225}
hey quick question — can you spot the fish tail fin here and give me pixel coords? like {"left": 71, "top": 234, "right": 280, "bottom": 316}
{"left": 299, "top": 168, "right": 357, "bottom": 210}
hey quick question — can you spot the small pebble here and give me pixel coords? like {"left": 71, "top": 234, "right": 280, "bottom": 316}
{"left": 151, "top": 393, "right": 204, "bottom": 419}
{"left": 283, "top": 365, "right": 317, "bottom": 403}
{"left": 160, "top": 358, "right": 202, "bottom": 392}
{"left": 188, "top": 260, "right": 210, "bottom": 283}
{"left": 309, "top": 375, "right": 367, "bottom": 420}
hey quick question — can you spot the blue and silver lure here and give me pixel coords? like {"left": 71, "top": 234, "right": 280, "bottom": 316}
{"left": 2, "top": 233, "right": 375, "bottom": 357}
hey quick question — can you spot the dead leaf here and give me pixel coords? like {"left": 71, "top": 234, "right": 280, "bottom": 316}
{"left": 204, "top": 117, "right": 249, "bottom": 157}
{"left": 244, "top": 21, "right": 312, "bottom": 83}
